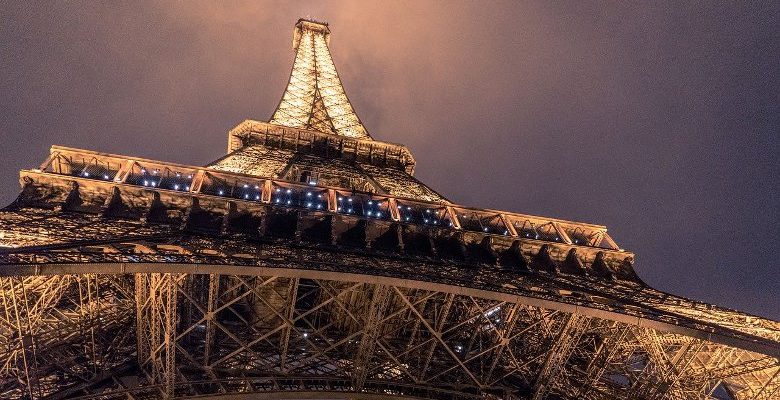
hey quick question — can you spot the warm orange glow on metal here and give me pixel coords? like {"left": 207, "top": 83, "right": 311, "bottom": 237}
{"left": 270, "top": 19, "right": 371, "bottom": 139}
{"left": 0, "top": 17, "right": 778, "bottom": 400}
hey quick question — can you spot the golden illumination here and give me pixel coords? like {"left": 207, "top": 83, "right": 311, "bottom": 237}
{"left": 270, "top": 19, "right": 370, "bottom": 139}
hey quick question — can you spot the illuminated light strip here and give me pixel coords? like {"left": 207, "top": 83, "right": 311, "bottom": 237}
{"left": 23, "top": 164, "right": 623, "bottom": 252}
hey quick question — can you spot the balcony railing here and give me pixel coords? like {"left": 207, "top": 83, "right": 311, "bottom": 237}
{"left": 36, "top": 146, "right": 621, "bottom": 251}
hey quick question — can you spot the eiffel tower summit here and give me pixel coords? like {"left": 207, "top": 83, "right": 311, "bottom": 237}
{"left": 0, "top": 18, "right": 778, "bottom": 400}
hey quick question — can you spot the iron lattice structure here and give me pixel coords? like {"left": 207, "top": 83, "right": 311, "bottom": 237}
{"left": 0, "top": 18, "right": 778, "bottom": 400}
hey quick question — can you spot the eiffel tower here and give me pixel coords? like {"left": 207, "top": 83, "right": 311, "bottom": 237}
{"left": 0, "top": 18, "right": 778, "bottom": 400}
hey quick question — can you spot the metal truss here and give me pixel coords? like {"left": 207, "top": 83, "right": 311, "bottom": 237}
{"left": 1, "top": 270, "right": 777, "bottom": 399}
{"left": 0, "top": 211, "right": 777, "bottom": 399}
{"left": 0, "top": 274, "right": 135, "bottom": 399}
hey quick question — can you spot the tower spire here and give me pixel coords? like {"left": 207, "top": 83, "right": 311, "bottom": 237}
{"left": 270, "top": 19, "right": 371, "bottom": 139}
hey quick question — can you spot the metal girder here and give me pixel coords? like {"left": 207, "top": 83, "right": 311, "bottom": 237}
{"left": 352, "top": 284, "right": 390, "bottom": 390}
{"left": 135, "top": 273, "right": 184, "bottom": 398}
{"left": 0, "top": 275, "right": 135, "bottom": 399}
{"left": 530, "top": 313, "right": 590, "bottom": 400}
{"left": 0, "top": 270, "right": 777, "bottom": 399}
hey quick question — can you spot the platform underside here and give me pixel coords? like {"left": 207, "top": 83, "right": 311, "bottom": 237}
{"left": 0, "top": 207, "right": 778, "bottom": 400}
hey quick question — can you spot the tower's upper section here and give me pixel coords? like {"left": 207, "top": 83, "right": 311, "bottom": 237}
{"left": 269, "top": 19, "right": 371, "bottom": 140}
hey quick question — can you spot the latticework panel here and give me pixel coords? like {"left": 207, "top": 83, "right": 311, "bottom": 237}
{"left": 0, "top": 272, "right": 777, "bottom": 399}
{"left": 0, "top": 275, "right": 135, "bottom": 399}
{"left": 270, "top": 20, "right": 370, "bottom": 139}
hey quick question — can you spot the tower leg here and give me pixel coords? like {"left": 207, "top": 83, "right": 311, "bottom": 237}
{"left": 135, "top": 273, "right": 182, "bottom": 398}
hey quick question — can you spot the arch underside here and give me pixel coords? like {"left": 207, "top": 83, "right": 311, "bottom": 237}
{"left": 1, "top": 266, "right": 778, "bottom": 400}
{"left": 0, "top": 205, "right": 778, "bottom": 400}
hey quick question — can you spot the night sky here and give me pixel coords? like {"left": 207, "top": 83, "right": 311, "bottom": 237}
{"left": 2, "top": 2, "right": 778, "bottom": 320}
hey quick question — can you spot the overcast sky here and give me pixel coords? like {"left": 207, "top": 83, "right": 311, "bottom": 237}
{"left": 1, "top": 1, "right": 778, "bottom": 320}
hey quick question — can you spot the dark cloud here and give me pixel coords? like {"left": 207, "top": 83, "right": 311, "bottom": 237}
{"left": 1, "top": 1, "right": 778, "bottom": 319}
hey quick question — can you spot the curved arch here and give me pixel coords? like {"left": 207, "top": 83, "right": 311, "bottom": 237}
{"left": 4, "top": 261, "right": 777, "bottom": 358}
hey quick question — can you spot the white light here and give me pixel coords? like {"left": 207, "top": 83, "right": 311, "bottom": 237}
{"left": 317, "top": 194, "right": 322, "bottom": 198}
{"left": 348, "top": 198, "right": 353, "bottom": 202}
{"left": 176, "top": 172, "right": 181, "bottom": 177}
{"left": 103, "top": 174, "right": 109, "bottom": 179}
{"left": 276, "top": 188, "right": 281, "bottom": 193}
{"left": 348, "top": 208, "right": 353, "bottom": 213}
{"left": 368, "top": 201, "right": 373, "bottom": 205}
{"left": 185, "top": 186, "right": 190, "bottom": 190}
{"left": 243, "top": 184, "right": 248, "bottom": 188}
{"left": 187, "top": 175, "right": 192, "bottom": 179}
{"left": 406, "top": 217, "right": 410, "bottom": 221}
{"left": 303, "top": 333, "right": 308, "bottom": 338}
{"left": 143, "top": 180, "right": 148, "bottom": 186}
{"left": 376, "top": 213, "right": 382, "bottom": 218}
{"left": 276, "top": 199, "right": 281, "bottom": 203}
{"left": 397, "top": 205, "right": 402, "bottom": 209}
{"left": 317, "top": 204, "right": 322, "bottom": 209}
{"left": 150, "top": 182, "right": 156, "bottom": 187}
{"left": 244, "top": 194, "right": 249, "bottom": 199}
{"left": 338, "top": 197, "right": 343, "bottom": 201}
{"left": 483, "top": 227, "right": 489, "bottom": 232}
{"left": 308, "top": 181, "right": 317, "bottom": 185}
{"left": 141, "top": 169, "right": 146, "bottom": 174}
{"left": 218, "top": 190, "right": 224, "bottom": 195}
{"left": 83, "top": 172, "right": 90, "bottom": 177}
{"left": 174, "top": 184, "right": 180, "bottom": 190}
{"left": 307, "top": 202, "right": 312, "bottom": 207}
{"left": 337, "top": 207, "right": 342, "bottom": 211}
{"left": 307, "top": 192, "right": 312, "bottom": 196}
{"left": 286, "top": 189, "right": 292, "bottom": 194}
{"left": 255, "top": 185, "right": 259, "bottom": 189}
{"left": 286, "top": 200, "right": 291, "bottom": 204}
{"left": 255, "top": 195, "right": 260, "bottom": 200}
{"left": 367, "top": 211, "right": 372, "bottom": 216}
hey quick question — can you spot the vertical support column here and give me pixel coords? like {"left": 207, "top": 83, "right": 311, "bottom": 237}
{"left": 1, "top": 277, "right": 37, "bottom": 399}
{"left": 135, "top": 272, "right": 182, "bottom": 399}
{"left": 327, "top": 189, "right": 337, "bottom": 212}
{"left": 135, "top": 274, "right": 150, "bottom": 368}
{"left": 279, "top": 278, "right": 299, "bottom": 373}
{"left": 530, "top": 313, "right": 590, "bottom": 400}
{"left": 77, "top": 274, "right": 101, "bottom": 373}
{"left": 203, "top": 274, "right": 219, "bottom": 369}
{"left": 388, "top": 198, "right": 400, "bottom": 221}
{"left": 262, "top": 179, "right": 273, "bottom": 203}
{"left": 352, "top": 284, "right": 390, "bottom": 391}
